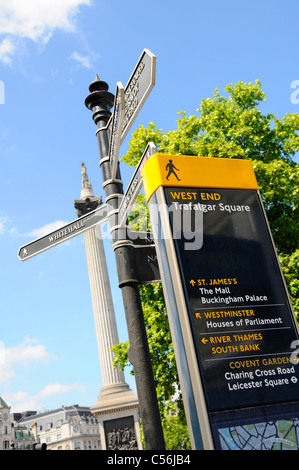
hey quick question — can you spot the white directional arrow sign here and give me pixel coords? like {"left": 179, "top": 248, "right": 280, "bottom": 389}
{"left": 18, "top": 204, "right": 108, "bottom": 261}
{"left": 107, "top": 49, "right": 156, "bottom": 179}
{"left": 118, "top": 142, "right": 156, "bottom": 227}
{"left": 109, "top": 81, "right": 125, "bottom": 179}
{"left": 121, "top": 49, "right": 156, "bottom": 145}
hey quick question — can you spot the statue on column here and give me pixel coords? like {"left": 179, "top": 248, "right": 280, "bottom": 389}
{"left": 81, "top": 162, "right": 92, "bottom": 189}
{"left": 74, "top": 163, "right": 102, "bottom": 217}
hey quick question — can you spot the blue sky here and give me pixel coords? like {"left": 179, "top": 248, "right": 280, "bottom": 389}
{"left": 0, "top": 0, "right": 298, "bottom": 413}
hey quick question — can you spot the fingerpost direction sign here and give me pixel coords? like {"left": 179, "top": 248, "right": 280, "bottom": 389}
{"left": 109, "top": 82, "right": 125, "bottom": 179}
{"left": 120, "top": 49, "right": 156, "bottom": 145}
{"left": 118, "top": 142, "right": 156, "bottom": 227}
{"left": 18, "top": 204, "right": 108, "bottom": 261}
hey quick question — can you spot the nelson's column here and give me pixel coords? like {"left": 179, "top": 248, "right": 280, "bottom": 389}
{"left": 74, "top": 162, "right": 141, "bottom": 450}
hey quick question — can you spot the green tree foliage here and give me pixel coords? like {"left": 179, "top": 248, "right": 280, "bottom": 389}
{"left": 162, "top": 415, "right": 191, "bottom": 450}
{"left": 279, "top": 250, "right": 299, "bottom": 315}
{"left": 112, "top": 80, "right": 299, "bottom": 440}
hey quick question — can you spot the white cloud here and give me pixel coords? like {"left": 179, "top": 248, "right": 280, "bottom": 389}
{"left": 0, "top": 38, "right": 16, "bottom": 65}
{"left": 8, "top": 342, "right": 53, "bottom": 365}
{"left": 0, "top": 214, "right": 16, "bottom": 235}
{"left": 39, "top": 382, "right": 85, "bottom": 398}
{"left": 0, "top": 0, "right": 91, "bottom": 64}
{"left": 27, "top": 220, "right": 69, "bottom": 239}
{"left": 0, "top": 338, "right": 85, "bottom": 412}
{"left": 70, "top": 51, "right": 92, "bottom": 69}
{"left": 7, "top": 383, "right": 85, "bottom": 412}
{"left": 0, "top": 0, "right": 91, "bottom": 40}
{"left": 0, "top": 218, "right": 6, "bottom": 234}
{"left": 7, "top": 392, "right": 39, "bottom": 412}
{"left": 0, "top": 337, "right": 56, "bottom": 385}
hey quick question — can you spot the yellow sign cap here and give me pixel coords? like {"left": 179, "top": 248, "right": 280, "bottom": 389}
{"left": 142, "top": 154, "right": 259, "bottom": 202}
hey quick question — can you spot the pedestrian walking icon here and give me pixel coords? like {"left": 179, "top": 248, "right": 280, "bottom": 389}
{"left": 166, "top": 159, "right": 180, "bottom": 181}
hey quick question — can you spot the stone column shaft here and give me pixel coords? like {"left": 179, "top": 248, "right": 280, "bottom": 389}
{"left": 84, "top": 226, "right": 125, "bottom": 387}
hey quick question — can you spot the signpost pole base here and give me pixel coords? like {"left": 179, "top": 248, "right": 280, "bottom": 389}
{"left": 118, "top": 280, "right": 166, "bottom": 450}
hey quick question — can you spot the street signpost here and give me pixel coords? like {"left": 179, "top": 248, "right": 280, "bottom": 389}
{"left": 109, "top": 82, "right": 125, "bottom": 180}
{"left": 142, "top": 153, "right": 299, "bottom": 450}
{"left": 120, "top": 49, "right": 156, "bottom": 145}
{"left": 118, "top": 142, "right": 156, "bottom": 227}
{"left": 106, "top": 49, "right": 156, "bottom": 179}
{"left": 129, "top": 231, "right": 160, "bottom": 284}
{"left": 134, "top": 244, "right": 160, "bottom": 285}
{"left": 18, "top": 204, "right": 108, "bottom": 261}
{"left": 117, "top": 142, "right": 159, "bottom": 284}
{"left": 84, "top": 52, "right": 165, "bottom": 450}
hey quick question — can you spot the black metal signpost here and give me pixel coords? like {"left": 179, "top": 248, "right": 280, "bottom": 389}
{"left": 84, "top": 50, "right": 165, "bottom": 450}
{"left": 142, "top": 153, "right": 299, "bottom": 450}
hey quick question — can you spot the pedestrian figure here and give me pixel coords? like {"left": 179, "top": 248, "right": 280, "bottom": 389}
{"left": 181, "top": 437, "right": 187, "bottom": 450}
{"left": 166, "top": 159, "right": 180, "bottom": 181}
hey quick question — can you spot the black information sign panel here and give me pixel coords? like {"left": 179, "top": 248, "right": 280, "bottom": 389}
{"left": 164, "top": 187, "right": 299, "bottom": 448}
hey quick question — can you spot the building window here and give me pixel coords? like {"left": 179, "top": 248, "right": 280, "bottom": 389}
{"left": 74, "top": 441, "right": 81, "bottom": 450}
{"left": 57, "top": 434, "right": 62, "bottom": 440}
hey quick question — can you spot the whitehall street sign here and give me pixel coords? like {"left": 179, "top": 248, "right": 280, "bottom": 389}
{"left": 18, "top": 204, "right": 108, "bottom": 261}
{"left": 120, "top": 49, "right": 156, "bottom": 145}
{"left": 142, "top": 154, "right": 299, "bottom": 450}
{"left": 118, "top": 142, "right": 156, "bottom": 227}
{"left": 109, "top": 82, "right": 125, "bottom": 179}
